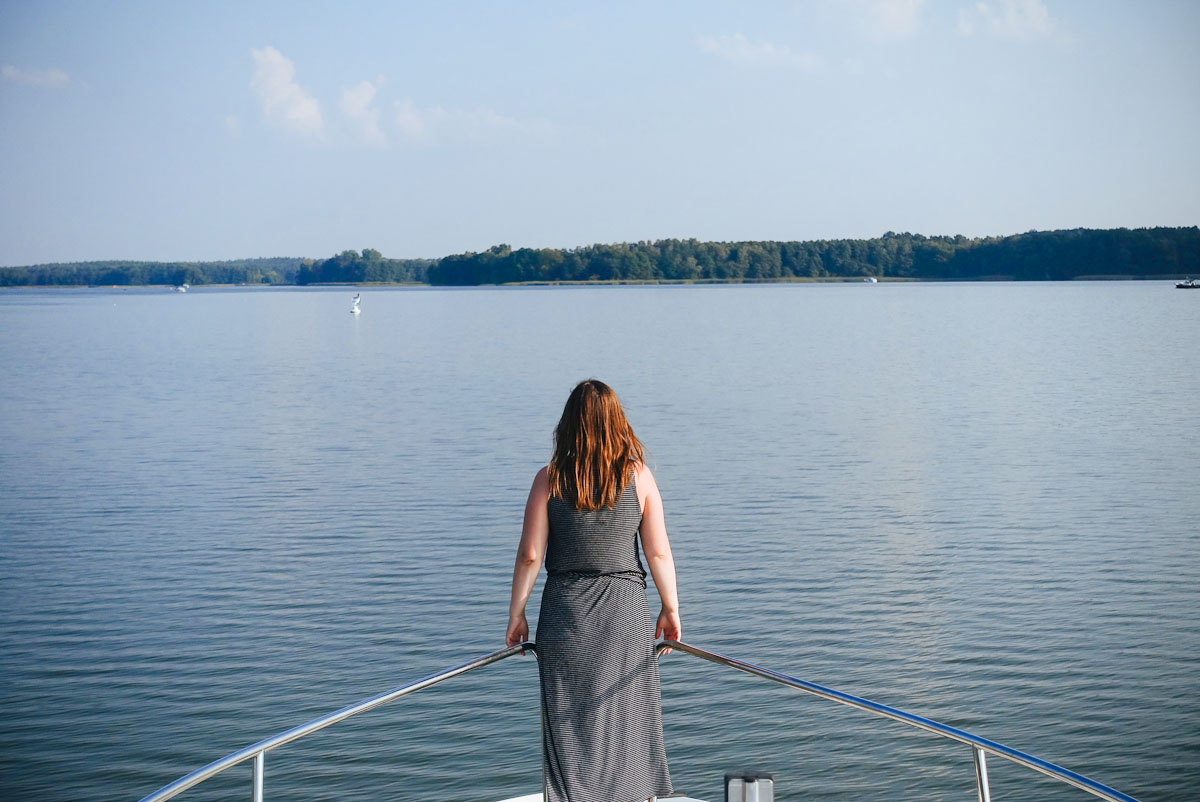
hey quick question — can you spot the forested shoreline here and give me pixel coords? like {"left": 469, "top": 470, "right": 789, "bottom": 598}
{"left": 2, "top": 227, "right": 1196, "bottom": 287}
{"left": 0, "top": 257, "right": 306, "bottom": 288}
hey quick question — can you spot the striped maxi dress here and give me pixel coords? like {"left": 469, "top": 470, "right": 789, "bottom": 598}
{"left": 536, "top": 477, "right": 673, "bottom": 802}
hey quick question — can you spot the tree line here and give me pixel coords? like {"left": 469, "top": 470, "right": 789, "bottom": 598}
{"left": 0, "top": 257, "right": 304, "bottom": 287}
{"left": 427, "top": 227, "right": 1199, "bottom": 284}
{"left": 2, "top": 227, "right": 1196, "bottom": 287}
{"left": 296, "top": 249, "right": 432, "bottom": 284}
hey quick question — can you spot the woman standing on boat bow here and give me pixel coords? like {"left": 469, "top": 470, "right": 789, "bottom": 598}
{"left": 507, "top": 379, "right": 679, "bottom": 802}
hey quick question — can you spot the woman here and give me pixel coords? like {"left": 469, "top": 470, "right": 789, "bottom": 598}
{"left": 507, "top": 379, "right": 680, "bottom": 802}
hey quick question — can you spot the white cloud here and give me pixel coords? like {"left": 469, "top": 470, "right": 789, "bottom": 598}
{"left": 339, "top": 80, "right": 385, "bottom": 146}
{"left": 959, "top": 0, "right": 1057, "bottom": 39}
{"left": 393, "top": 98, "right": 552, "bottom": 142}
{"left": 250, "top": 46, "right": 323, "bottom": 137}
{"left": 1, "top": 64, "right": 70, "bottom": 88}
{"left": 696, "top": 34, "right": 823, "bottom": 70}
{"left": 394, "top": 99, "right": 429, "bottom": 139}
{"left": 846, "top": 0, "right": 928, "bottom": 40}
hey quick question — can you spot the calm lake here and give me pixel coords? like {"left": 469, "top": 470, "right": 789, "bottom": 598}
{"left": 1, "top": 282, "right": 1197, "bottom": 802}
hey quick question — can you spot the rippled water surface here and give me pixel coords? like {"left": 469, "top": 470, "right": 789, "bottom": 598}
{"left": 1, "top": 282, "right": 1197, "bottom": 802}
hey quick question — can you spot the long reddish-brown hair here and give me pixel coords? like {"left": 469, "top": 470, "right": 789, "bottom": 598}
{"left": 548, "top": 379, "right": 644, "bottom": 510}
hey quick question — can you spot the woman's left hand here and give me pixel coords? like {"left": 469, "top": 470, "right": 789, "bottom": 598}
{"left": 506, "top": 613, "right": 529, "bottom": 647}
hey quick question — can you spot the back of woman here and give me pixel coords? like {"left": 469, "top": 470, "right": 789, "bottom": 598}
{"left": 507, "top": 380, "right": 680, "bottom": 802}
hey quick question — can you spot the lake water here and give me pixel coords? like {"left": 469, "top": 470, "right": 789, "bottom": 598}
{"left": 0, "top": 282, "right": 1196, "bottom": 802}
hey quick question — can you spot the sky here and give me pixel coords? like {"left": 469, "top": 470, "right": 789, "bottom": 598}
{"left": 1, "top": 0, "right": 1197, "bottom": 266}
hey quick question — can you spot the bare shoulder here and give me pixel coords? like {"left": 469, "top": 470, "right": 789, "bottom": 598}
{"left": 529, "top": 465, "right": 550, "bottom": 498}
{"left": 634, "top": 461, "right": 660, "bottom": 495}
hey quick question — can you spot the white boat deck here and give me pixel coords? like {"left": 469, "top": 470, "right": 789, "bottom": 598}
{"left": 500, "top": 796, "right": 706, "bottom": 802}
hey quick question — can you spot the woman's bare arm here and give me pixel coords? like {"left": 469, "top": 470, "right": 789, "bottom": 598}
{"left": 637, "top": 464, "right": 681, "bottom": 652}
{"left": 506, "top": 467, "right": 550, "bottom": 647}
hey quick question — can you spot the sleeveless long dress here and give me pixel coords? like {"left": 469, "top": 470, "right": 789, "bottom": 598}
{"left": 536, "top": 477, "right": 673, "bottom": 802}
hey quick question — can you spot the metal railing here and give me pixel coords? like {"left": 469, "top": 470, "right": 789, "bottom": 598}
{"left": 137, "top": 639, "right": 1140, "bottom": 802}
{"left": 657, "top": 639, "right": 1139, "bottom": 802}
{"left": 136, "top": 642, "right": 538, "bottom": 802}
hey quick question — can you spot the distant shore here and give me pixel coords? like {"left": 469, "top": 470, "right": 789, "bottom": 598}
{"left": 6, "top": 275, "right": 1197, "bottom": 291}
{"left": 5, "top": 273, "right": 1199, "bottom": 289}
{"left": 3, "top": 226, "right": 1197, "bottom": 287}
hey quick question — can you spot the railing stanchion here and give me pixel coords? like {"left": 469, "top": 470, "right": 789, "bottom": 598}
{"left": 251, "top": 751, "right": 264, "bottom": 802}
{"left": 973, "top": 747, "right": 991, "bottom": 802}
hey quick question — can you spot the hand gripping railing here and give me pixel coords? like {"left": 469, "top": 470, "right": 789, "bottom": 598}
{"left": 137, "top": 639, "right": 1140, "bottom": 802}
{"left": 136, "top": 642, "right": 538, "bottom": 802}
{"left": 657, "top": 639, "right": 1140, "bottom": 802}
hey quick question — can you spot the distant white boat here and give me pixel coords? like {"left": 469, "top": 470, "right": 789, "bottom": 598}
{"left": 175, "top": 283, "right": 189, "bottom": 293}
{"left": 351, "top": 293, "right": 361, "bottom": 314}
{"left": 863, "top": 277, "right": 878, "bottom": 283}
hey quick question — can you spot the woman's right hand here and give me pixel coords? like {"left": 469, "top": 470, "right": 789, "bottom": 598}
{"left": 656, "top": 607, "right": 681, "bottom": 655}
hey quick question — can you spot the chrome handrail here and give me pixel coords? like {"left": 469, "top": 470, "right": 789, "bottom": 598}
{"left": 136, "top": 639, "right": 1140, "bottom": 802}
{"left": 137, "top": 642, "right": 537, "bottom": 802}
{"left": 658, "top": 639, "right": 1139, "bottom": 802}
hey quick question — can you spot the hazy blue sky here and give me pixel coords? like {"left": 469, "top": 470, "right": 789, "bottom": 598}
{"left": 1, "top": 1, "right": 1197, "bottom": 265}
